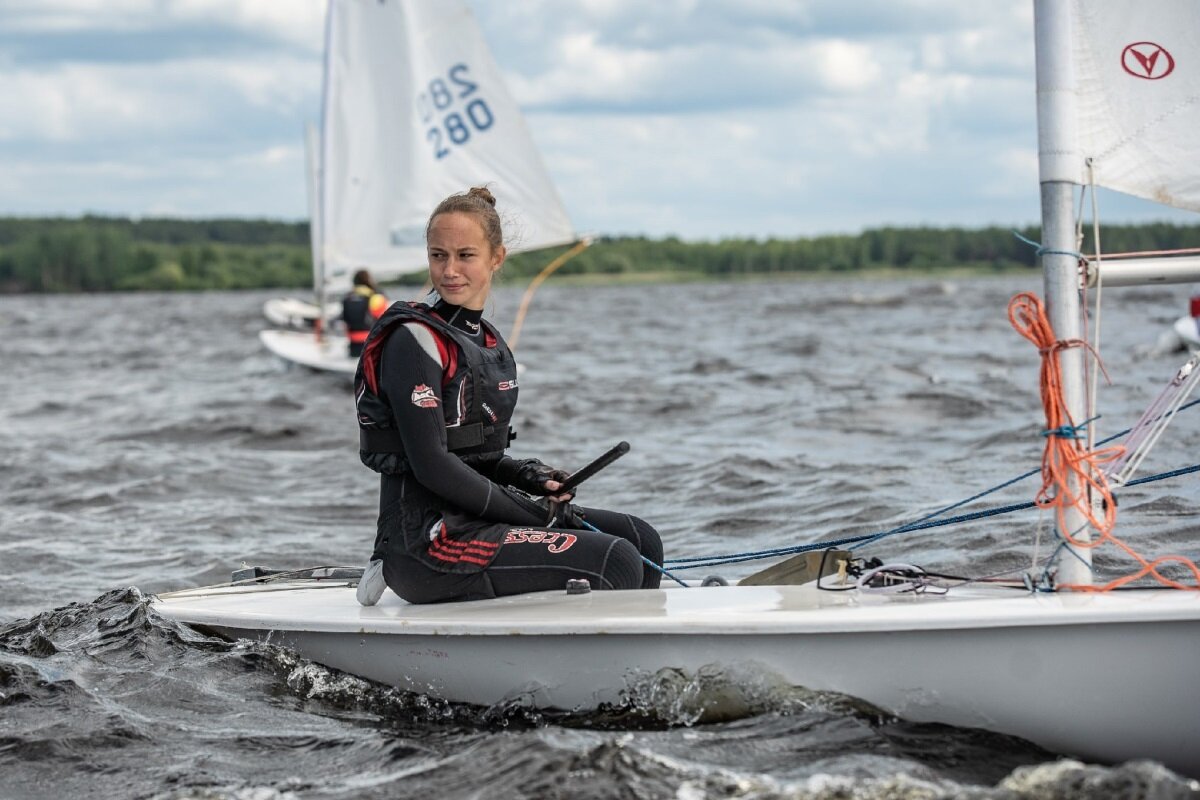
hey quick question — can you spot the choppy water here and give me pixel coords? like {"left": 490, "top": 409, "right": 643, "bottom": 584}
{"left": 2, "top": 276, "right": 1199, "bottom": 799}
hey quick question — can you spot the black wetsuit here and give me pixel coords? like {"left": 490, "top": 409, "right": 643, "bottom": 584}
{"left": 359, "top": 297, "right": 663, "bottom": 604}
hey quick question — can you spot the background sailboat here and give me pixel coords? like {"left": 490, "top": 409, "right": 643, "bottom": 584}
{"left": 155, "top": 0, "right": 1200, "bottom": 777}
{"left": 261, "top": 0, "right": 580, "bottom": 373}
{"left": 261, "top": 123, "right": 341, "bottom": 333}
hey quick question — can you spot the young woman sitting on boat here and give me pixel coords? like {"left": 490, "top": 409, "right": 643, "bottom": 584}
{"left": 353, "top": 186, "right": 663, "bottom": 605}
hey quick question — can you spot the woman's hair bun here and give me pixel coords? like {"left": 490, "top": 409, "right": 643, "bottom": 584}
{"left": 467, "top": 186, "right": 497, "bottom": 207}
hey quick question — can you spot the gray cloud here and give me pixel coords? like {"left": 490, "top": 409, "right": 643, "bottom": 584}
{"left": 0, "top": 0, "right": 1191, "bottom": 238}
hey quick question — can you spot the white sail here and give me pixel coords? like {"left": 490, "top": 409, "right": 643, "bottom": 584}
{"left": 1068, "top": 0, "right": 1200, "bottom": 210}
{"left": 319, "top": 0, "right": 577, "bottom": 295}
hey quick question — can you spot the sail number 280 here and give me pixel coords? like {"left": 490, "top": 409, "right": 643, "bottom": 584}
{"left": 418, "top": 63, "right": 495, "bottom": 159}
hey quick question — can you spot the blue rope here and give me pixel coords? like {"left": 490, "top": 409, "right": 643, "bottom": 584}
{"left": 1127, "top": 462, "right": 1200, "bottom": 485}
{"left": 664, "top": 396, "right": 1200, "bottom": 571}
{"left": 666, "top": 533, "right": 878, "bottom": 571}
{"left": 660, "top": 397, "right": 1200, "bottom": 571}
{"left": 580, "top": 518, "right": 690, "bottom": 588}
{"left": 1012, "top": 229, "right": 1084, "bottom": 261}
{"left": 1035, "top": 542, "right": 1071, "bottom": 588}
{"left": 1042, "top": 414, "right": 1100, "bottom": 440}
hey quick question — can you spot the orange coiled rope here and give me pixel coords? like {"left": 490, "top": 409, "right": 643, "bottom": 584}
{"left": 1008, "top": 291, "right": 1200, "bottom": 591}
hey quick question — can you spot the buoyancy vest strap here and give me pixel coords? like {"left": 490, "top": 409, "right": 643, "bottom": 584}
{"left": 360, "top": 424, "right": 513, "bottom": 453}
{"left": 447, "top": 423, "right": 487, "bottom": 449}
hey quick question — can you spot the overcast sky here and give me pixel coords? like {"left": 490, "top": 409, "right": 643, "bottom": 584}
{"left": 2, "top": 0, "right": 1195, "bottom": 241}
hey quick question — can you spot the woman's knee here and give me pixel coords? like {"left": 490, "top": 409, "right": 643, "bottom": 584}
{"left": 628, "top": 515, "right": 663, "bottom": 566}
{"left": 598, "top": 538, "right": 643, "bottom": 591}
{"left": 581, "top": 508, "right": 663, "bottom": 563}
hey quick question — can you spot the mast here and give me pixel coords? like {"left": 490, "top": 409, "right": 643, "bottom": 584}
{"left": 304, "top": 121, "right": 324, "bottom": 318}
{"left": 313, "top": 0, "right": 337, "bottom": 338}
{"left": 1033, "top": 0, "right": 1092, "bottom": 585}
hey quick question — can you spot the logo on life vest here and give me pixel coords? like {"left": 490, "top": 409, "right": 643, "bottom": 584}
{"left": 504, "top": 529, "right": 577, "bottom": 553}
{"left": 497, "top": 379, "right": 517, "bottom": 391}
{"left": 411, "top": 384, "right": 439, "bottom": 408}
{"left": 481, "top": 402, "right": 498, "bottom": 423}
{"left": 1121, "top": 42, "right": 1175, "bottom": 79}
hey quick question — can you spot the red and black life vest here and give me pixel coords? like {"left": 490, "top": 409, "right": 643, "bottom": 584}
{"left": 354, "top": 302, "right": 518, "bottom": 475}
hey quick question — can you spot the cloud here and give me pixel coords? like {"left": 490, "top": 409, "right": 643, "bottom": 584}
{"left": 2, "top": 0, "right": 323, "bottom": 49}
{"left": 0, "top": 55, "right": 318, "bottom": 145}
{"left": 0, "top": 0, "right": 1192, "bottom": 237}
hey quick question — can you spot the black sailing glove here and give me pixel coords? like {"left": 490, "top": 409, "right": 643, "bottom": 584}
{"left": 495, "top": 457, "right": 574, "bottom": 498}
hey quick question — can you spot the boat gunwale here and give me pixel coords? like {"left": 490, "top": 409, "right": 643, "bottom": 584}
{"left": 150, "top": 582, "right": 1200, "bottom": 637}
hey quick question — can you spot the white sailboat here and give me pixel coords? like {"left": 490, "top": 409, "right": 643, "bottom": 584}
{"left": 158, "top": 0, "right": 1200, "bottom": 777}
{"left": 261, "top": 0, "right": 579, "bottom": 374}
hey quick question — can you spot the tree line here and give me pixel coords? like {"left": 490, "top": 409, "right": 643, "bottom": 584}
{"left": 2, "top": 214, "right": 1199, "bottom": 293}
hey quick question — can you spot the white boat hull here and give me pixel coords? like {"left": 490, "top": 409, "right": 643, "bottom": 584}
{"left": 262, "top": 297, "right": 342, "bottom": 330}
{"left": 259, "top": 328, "right": 357, "bottom": 375}
{"left": 151, "top": 579, "right": 1200, "bottom": 777}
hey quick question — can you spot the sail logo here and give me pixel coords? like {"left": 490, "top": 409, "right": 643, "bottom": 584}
{"left": 1121, "top": 42, "right": 1175, "bottom": 80}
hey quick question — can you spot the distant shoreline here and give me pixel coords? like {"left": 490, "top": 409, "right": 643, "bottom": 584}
{"left": 2, "top": 215, "right": 1197, "bottom": 294}
{"left": 493, "top": 263, "right": 1034, "bottom": 289}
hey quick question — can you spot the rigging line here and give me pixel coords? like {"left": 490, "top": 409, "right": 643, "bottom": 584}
{"left": 663, "top": 386, "right": 1200, "bottom": 571}
{"left": 1011, "top": 229, "right": 1084, "bottom": 261}
{"left": 1086, "top": 159, "right": 1106, "bottom": 454}
{"left": 642, "top": 555, "right": 689, "bottom": 587}
{"left": 1011, "top": 291, "right": 1200, "bottom": 592}
{"left": 667, "top": 460, "right": 1200, "bottom": 570}
{"left": 851, "top": 394, "right": 1200, "bottom": 552}
{"left": 669, "top": 502, "right": 1040, "bottom": 569}
{"left": 1108, "top": 354, "right": 1200, "bottom": 485}
{"left": 923, "top": 555, "right": 1057, "bottom": 589}
{"left": 670, "top": 400, "right": 1200, "bottom": 569}
{"left": 506, "top": 239, "right": 591, "bottom": 351}
{"left": 1126, "top": 462, "right": 1200, "bottom": 486}
{"left": 665, "top": 395, "right": 1200, "bottom": 569}
{"left": 671, "top": 475, "right": 1044, "bottom": 565}
{"left": 1031, "top": 505, "right": 1045, "bottom": 575}
{"left": 1009, "top": 291, "right": 1122, "bottom": 543}
{"left": 1056, "top": 518, "right": 1099, "bottom": 571}
{"left": 578, "top": 518, "right": 689, "bottom": 587}
{"left": 666, "top": 532, "right": 874, "bottom": 566}
{"left": 1085, "top": 247, "right": 1200, "bottom": 260}
{"left": 1037, "top": 542, "right": 1072, "bottom": 588}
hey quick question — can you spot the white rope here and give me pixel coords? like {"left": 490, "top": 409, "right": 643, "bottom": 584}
{"left": 1084, "top": 159, "right": 1105, "bottom": 453}
{"left": 856, "top": 563, "right": 928, "bottom": 594}
{"left": 1106, "top": 352, "right": 1200, "bottom": 486}
{"left": 1030, "top": 509, "right": 1047, "bottom": 578}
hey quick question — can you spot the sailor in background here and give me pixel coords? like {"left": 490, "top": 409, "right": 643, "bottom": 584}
{"left": 342, "top": 269, "right": 389, "bottom": 357}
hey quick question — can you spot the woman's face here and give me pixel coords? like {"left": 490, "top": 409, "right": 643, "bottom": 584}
{"left": 426, "top": 211, "right": 506, "bottom": 310}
